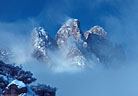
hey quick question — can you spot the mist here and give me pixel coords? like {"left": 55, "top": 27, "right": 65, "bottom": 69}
{"left": 0, "top": 0, "right": 138, "bottom": 96}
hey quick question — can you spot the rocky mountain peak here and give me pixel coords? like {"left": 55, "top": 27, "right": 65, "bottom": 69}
{"left": 30, "top": 19, "right": 125, "bottom": 69}
{"left": 85, "top": 26, "right": 107, "bottom": 39}
{"left": 54, "top": 19, "right": 87, "bottom": 67}
{"left": 32, "top": 27, "right": 49, "bottom": 58}
{"left": 32, "top": 27, "right": 57, "bottom": 61}
{"left": 56, "top": 19, "right": 84, "bottom": 48}
{"left": 32, "top": 27, "right": 50, "bottom": 48}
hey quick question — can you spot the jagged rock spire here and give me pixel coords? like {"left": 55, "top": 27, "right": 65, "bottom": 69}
{"left": 56, "top": 19, "right": 84, "bottom": 48}
{"left": 85, "top": 26, "right": 107, "bottom": 39}
{"left": 31, "top": 19, "right": 125, "bottom": 69}
{"left": 55, "top": 19, "right": 87, "bottom": 67}
{"left": 32, "top": 27, "right": 57, "bottom": 61}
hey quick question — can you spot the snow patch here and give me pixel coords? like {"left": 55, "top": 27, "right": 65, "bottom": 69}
{"left": 8, "top": 79, "right": 26, "bottom": 89}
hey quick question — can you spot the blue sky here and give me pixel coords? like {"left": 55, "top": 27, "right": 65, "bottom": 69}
{"left": 0, "top": 0, "right": 128, "bottom": 34}
{"left": 0, "top": 0, "right": 134, "bottom": 35}
{"left": 0, "top": 0, "right": 138, "bottom": 96}
{"left": 0, "top": 0, "right": 123, "bottom": 33}
{"left": 0, "top": 0, "right": 138, "bottom": 59}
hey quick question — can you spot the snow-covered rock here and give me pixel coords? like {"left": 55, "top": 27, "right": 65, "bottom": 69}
{"left": 7, "top": 79, "right": 26, "bottom": 89}
{"left": 56, "top": 19, "right": 86, "bottom": 67}
{"left": 32, "top": 27, "right": 57, "bottom": 63}
{"left": 31, "top": 19, "right": 125, "bottom": 69}
{"left": 56, "top": 19, "right": 84, "bottom": 48}
{"left": 3, "top": 79, "right": 36, "bottom": 96}
{"left": 85, "top": 26, "right": 107, "bottom": 39}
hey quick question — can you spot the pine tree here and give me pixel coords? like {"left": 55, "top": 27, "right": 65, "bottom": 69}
{"left": 0, "top": 61, "right": 56, "bottom": 96}
{"left": 31, "top": 83, "right": 56, "bottom": 96}
{"left": 0, "top": 61, "right": 36, "bottom": 93}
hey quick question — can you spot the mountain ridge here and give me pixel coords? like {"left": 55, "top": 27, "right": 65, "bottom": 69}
{"left": 32, "top": 18, "right": 125, "bottom": 68}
